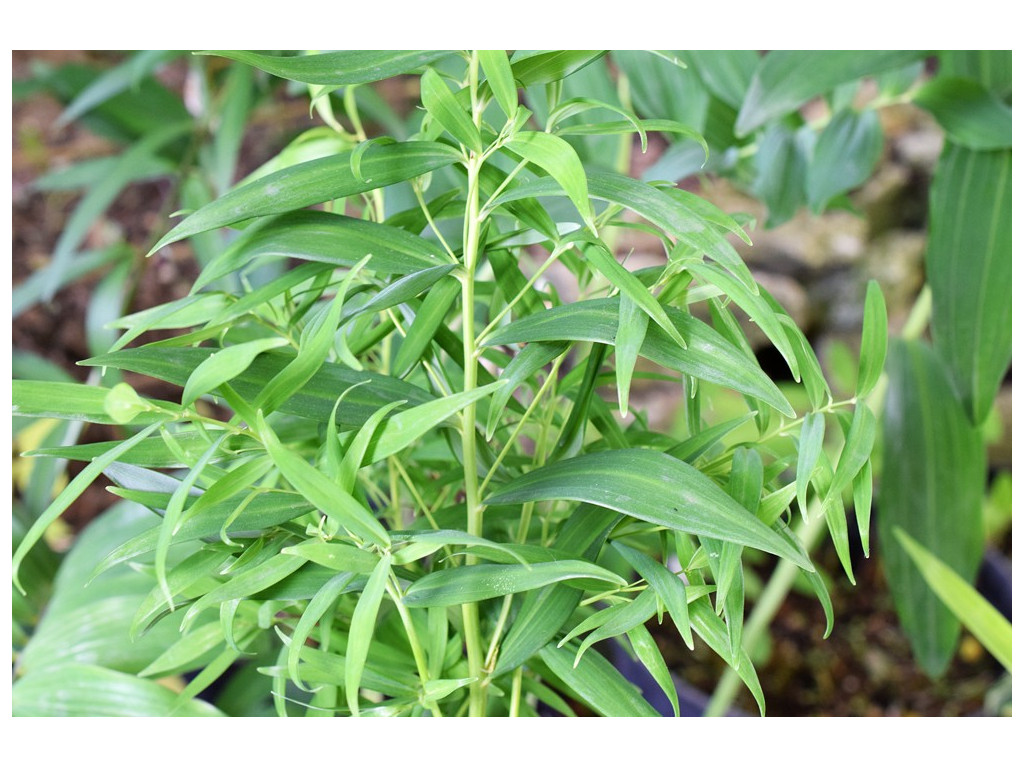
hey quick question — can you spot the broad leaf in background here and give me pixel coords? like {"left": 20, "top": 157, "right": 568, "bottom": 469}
{"left": 806, "top": 108, "right": 883, "bottom": 213}
{"left": 913, "top": 76, "right": 1012, "bottom": 151}
{"left": 199, "top": 50, "right": 451, "bottom": 86}
{"left": 924, "top": 143, "right": 1011, "bottom": 426}
{"left": 895, "top": 528, "right": 1011, "bottom": 673}
{"left": 735, "top": 50, "right": 926, "bottom": 136}
{"left": 878, "top": 340, "right": 986, "bottom": 677}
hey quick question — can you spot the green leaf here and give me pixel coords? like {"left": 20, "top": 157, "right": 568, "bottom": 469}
{"left": 571, "top": 589, "right": 658, "bottom": 664}
{"left": 494, "top": 170, "right": 756, "bottom": 292}
{"left": 856, "top": 279, "right": 888, "bottom": 398}
{"left": 182, "top": 338, "right": 290, "bottom": 405}
{"left": 13, "top": 664, "right": 225, "bottom": 716}
{"left": 403, "top": 560, "right": 627, "bottom": 607}
{"left": 421, "top": 67, "right": 481, "bottom": 151}
{"left": 536, "top": 643, "right": 659, "bottom": 717}
{"left": 627, "top": 623, "right": 680, "bottom": 717}
{"left": 584, "top": 241, "right": 685, "bottom": 349}
{"left": 287, "top": 572, "right": 357, "bottom": 691}
{"left": 795, "top": 412, "right": 825, "bottom": 522}
{"left": 486, "top": 342, "right": 566, "bottom": 440}
{"left": 12, "top": 422, "right": 163, "bottom": 593}
{"left": 281, "top": 540, "right": 381, "bottom": 574}
{"left": 509, "top": 51, "right": 607, "bottom": 87}
{"left": 925, "top": 144, "right": 1011, "bottom": 425}
{"left": 685, "top": 260, "right": 800, "bottom": 382}
{"left": 479, "top": 50, "right": 519, "bottom": 118}
{"left": 365, "top": 380, "right": 503, "bottom": 464}
{"left": 148, "top": 142, "right": 462, "bottom": 254}
{"left": 894, "top": 528, "right": 1011, "bottom": 673}
{"left": 806, "top": 108, "right": 883, "bottom": 212}
{"left": 83, "top": 346, "right": 435, "bottom": 429}
{"left": 614, "top": 294, "right": 649, "bottom": 417}
{"left": 181, "top": 552, "right": 307, "bottom": 631}
{"left": 346, "top": 554, "right": 392, "bottom": 716}
{"left": 735, "top": 50, "right": 926, "bottom": 135}
{"left": 486, "top": 449, "right": 813, "bottom": 569}
{"left": 483, "top": 298, "right": 794, "bottom": 417}
{"left": 505, "top": 131, "right": 595, "bottom": 230}
{"left": 392, "top": 277, "right": 461, "bottom": 378}
{"left": 200, "top": 50, "right": 450, "bottom": 86}
{"left": 256, "top": 412, "right": 390, "bottom": 549}
{"left": 853, "top": 458, "right": 873, "bottom": 558}
{"left": 913, "top": 76, "right": 1012, "bottom": 150}
{"left": 611, "top": 541, "right": 693, "bottom": 650}
{"left": 878, "top": 339, "right": 986, "bottom": 677}
{"left": 255, "top": 256, "right": 368, "bottom": 415}
{"left": 687, "top": 50, "right": 760, "bottom": 110}
{"left": 192, "top": 211, "right": 447, "bottom": 292}
{"left": 750, "top": 123, "right": 810, "bottom": 227}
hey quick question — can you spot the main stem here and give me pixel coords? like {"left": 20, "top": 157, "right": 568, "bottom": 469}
{"left": 460, "top": 51, "right": 487, "bottom": 717}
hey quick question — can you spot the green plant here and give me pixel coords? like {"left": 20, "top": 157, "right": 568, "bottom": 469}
{"left": 13, "top": 50, "right": 888, "bottom": 717}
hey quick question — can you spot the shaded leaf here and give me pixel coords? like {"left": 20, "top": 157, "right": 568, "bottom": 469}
{"left": 913, "top": 76, "right": 1012, "bottom": 150}
{"left": 200, "top": 50, "right": 450, "bottom": 86}
{"left": 806, "top": 108, "right": 883, "bottom": 212}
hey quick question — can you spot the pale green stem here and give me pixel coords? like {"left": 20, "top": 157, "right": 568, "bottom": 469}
{"left": 460, "top": 50, "right": 488, "bottom": 718}
{"left": 509, "top": 668, "right": 523, "bottom": 717}
{"left": 901, "top": 284, "right": 932, "bottom": 341}
{"left": 385, "top": 579, "right": 443, "bottom": 717}
{"left": 704, "top": 512, "right": 827, "bottom": 717}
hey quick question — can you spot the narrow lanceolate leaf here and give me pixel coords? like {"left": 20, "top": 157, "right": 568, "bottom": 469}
{"left": 509, "top": 50, "right": 607, "bottom": 87}
{"left": 403, "top": 561, "right": 626, "bottom": 607}
{"left": 182, "top": 338, "right": 290, "bottom": 405}
{"left": 487, "top": 342, "right": 567, "bottom": 440}
{"left": 286, "top": 572, "right": 357, "bottom": 691}
{"left": 615, "top": 294, "right": 649, "bottom": 416}
{"left": 913, "top": 76, "right": 1012, "bottom": 151}
{"left": 806, "top": 108, "right": 883, "bottom": 212}
{"left": 13, "top": 380, "right": 177, "bottom": 425}
{"left": 12, "top": 422, "right": 162, "bottom": 593}
{"left": 796, "top": 412, "right": 825, "bottom": 522}
{"left": 199, "top": 50, "right": 449, "bottom": 86}
{"left": 256, "top": 257, "right": 368, "bottom": 414}
{"left": 483, "top": 298, "right": 794, "bottom": 417}
{"left": 363, "top": 380, "right": 504, "bottom": 464}
{"left": 486, "top": 449, "right": 813, "bottom": 570}
{"left": 586, "top": 242, "right": 685, "bottom": 349}
{"left": 479, "top": 50, "right": 519, "bottom": 118}
{"left": 493, "top": 172, "right": 756, "bottom": 292}
{"left": 505, "top": 131, "right": 595, "bottom": 231}
{"left": 688, "top": 598, "right": 765, "bottom": 716}
{"left": 256, "top": 412, "right": 390, "bottom": 549}
{"left": 627, "top": 624, "right": 680, "bottom": 717}
{"left": 392, "top": 277, "right": 461, "bottom": 378}
{"left": 611, "top": 541, "right": 693, "bottom": 650}
{"left": 536, "top": 643, "right": 659, "bottom": 717}
{"left": 735, "top": 50, "right": 926, "bottom": 135}
{"left": 148, "top": 142, "right": 461, "bottom": 254}
{"left": 894, "top": 528, "right": 1011, "bottom": 673}
{"left": 192, "top": 211, "right": 446, "bottom": 292}
{"left": 347, "top": 554, "right": 392, "bottom": 716}
{"left": 853, "top": 458, "right": 873, "bottom": 558}
{"left": 826, "top": 401, "right": 876, "bottom": 509}
{"left": 573, "top": 589, "right": 659, "bottom": 665}
{"left": 181, "top": 553, "right": 307, "bottom": 632}
{"left": 878, "top": 340, "right": 985, "bottom": 677}
{"left": 925, "top": 144, "right": 1011, "bottom": 425}
{"left": 82, "top": 346, "right": 435, "bottom": 428}
{"left": 421, "top": 67, "right": 481, "bottom": 151}
{"left": 281, "top": 540, "right": 380, "bottom": 574}
{"left": 856, "top": 279, "right": 888, "bottom": 398}
{"left": 685, "top": 260, "right": 800, "bottom": 382}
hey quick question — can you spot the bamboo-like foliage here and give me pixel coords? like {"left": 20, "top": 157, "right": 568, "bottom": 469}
{"left": 13, "top": 50, "right": 894, "bottom": 717}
